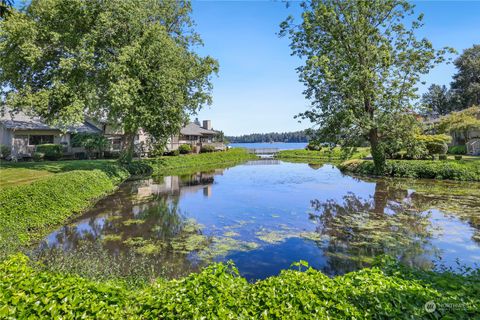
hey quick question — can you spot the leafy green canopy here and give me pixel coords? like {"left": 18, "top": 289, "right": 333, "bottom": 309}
{"left": 280, "top": 0, "right": 451, "bottom": 171}
{"left": 0, "top": 0, "right": 218, "bottom": 150}
{"left": 438, "top": 106, "right": 480, "bottom": 136}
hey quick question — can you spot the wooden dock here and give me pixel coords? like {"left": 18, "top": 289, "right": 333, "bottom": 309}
{"left": 247, "top": 148, "right": 279, "bottom": 156}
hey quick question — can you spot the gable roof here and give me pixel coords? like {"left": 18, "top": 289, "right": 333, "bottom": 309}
{"left": 0, "top": 108, "right": 102, "bottom": 134}
{"left": 180, "top": 122, "right": 217, "bottom": 136}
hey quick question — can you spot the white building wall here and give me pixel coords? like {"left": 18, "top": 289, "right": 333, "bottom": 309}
{"left": 0, "top": 124, "right": 13, "bottom": 146}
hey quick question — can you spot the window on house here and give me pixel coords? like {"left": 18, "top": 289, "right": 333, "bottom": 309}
{"left": 29, "top": 135, "right": 54, "bottom": 145}
{"left": 110, "top": 138, "right": 122, "bottom": 151}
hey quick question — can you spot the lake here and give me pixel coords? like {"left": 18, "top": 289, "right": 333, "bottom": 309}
{"left": 229, "top": 142, "right": 308, "bottom": 150}
{"left": 33, "top": 160, "right": 480, "bottom": 281}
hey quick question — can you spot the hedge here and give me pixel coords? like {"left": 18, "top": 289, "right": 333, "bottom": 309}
{"left": 339, "top": 159, "right": 480, "bottom": 181}
{"left": 35, "top": 144, "right": 63, "bottom": 160}
{"left": 0, "top": 255, "right": 478, "bottom": 319}
{"left": 0, "top": 168, "right": 129, "bottom": 253}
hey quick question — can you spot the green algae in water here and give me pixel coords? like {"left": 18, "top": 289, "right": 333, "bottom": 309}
{"left": 105, "top": 215, "right": 123, "bottom": 222}
{"left": 123, "top": 219, "right": 146, "bottom": 226}
{"left": 223, "top": 231, "right": 240, "bottom": 237}
{"left": 136, "top": 243, "right": 162, "bottom": 255}
{"left": 102, "top": 234, "right": 122, "bottom": 243}
{"left": 199, "top": 237, "right": 259, "bottom": 260}
{"left": 256, "top": 228, "right": 298, "bottom": 244}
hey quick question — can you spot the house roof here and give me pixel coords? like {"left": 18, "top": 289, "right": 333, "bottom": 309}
{"left": 0, "top": 108, "right": 102, "bottom": 134}
{"left": 180, "top": 122, "right": 217, "bottom": 136}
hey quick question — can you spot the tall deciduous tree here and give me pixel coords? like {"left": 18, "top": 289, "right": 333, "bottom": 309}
{"left": 280, "top": 0, "right": 450, "bottom": 171}
{"left": 0, "top": 0, "right": 218, "bottom": 162}
{"left": 450, "top": 44, "right": 480, "bottom": 109}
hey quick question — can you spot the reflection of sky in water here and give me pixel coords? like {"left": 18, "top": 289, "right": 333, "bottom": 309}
{"left": 35, "top": 161, "right": 480, "bottom": 280}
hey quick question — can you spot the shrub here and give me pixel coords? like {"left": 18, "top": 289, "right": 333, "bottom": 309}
{"left": 448, "top": 145, "right": 467, "bottom": 155}
{"left": 200, "top": 145, "right": 216, "bottom": 153}
{"left": 35, "top": 144, "right": 62, "bottom": 160}
{"left": 32, "top": 152, "right": 45, "bottom": 162}
{"left": 439, "top": 154, "right": 447, "bottom": 160}
{"left": 71, "top": 133, "right": 108, "bottom": 158}
{"left": 104, "top": 151, "right": 121, "bottom": 159}
{"left": 305, "top": 141, "right": 322, "bottom": 151}
{"left": 0, "top": 144, "right": 11, "bottom": 159}
{"left": 425, "top": 141, "right": 448, "bottom": 155}
{"left": 122, "top": 161, "right": 153, "bottom": 175}
{"left": 339, "top": 159, "right": 480, "bottom": 181}
{"left": 164, "top": 149, "right": 180, "bottom": 156}
{"left": 416, "top": 134, "right": 450, "bottom": 156}
{"left": 455, "top": 155, "right": 463, "bottom": 160}
{"left": 178, "top": 144, "right": 192, "bottom": 154}
{"left": 0, "top": 255, "right": 478, "bottom": 319}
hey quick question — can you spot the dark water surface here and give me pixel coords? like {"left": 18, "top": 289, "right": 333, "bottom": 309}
{"left": 34, "top": 161, "right": 480, "bottom": 281}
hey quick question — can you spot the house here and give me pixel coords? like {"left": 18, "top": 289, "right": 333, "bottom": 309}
{"left": 0, "top": 108, "right": 102, "bottom": 159}
{"left": 166, "top": 119, "right": 226, "bottom": 153}
{"left": 1, "top": 108, "right": 225, "bottom": 159}
{"left": 422, "top": 109, "right": 480, "bottom": 155}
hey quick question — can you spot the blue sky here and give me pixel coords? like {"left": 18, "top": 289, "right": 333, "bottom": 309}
{"left": 191, "top": 1, "right": 480, "bottom": 135}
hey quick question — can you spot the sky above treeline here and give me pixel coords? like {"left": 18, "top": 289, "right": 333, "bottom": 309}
{"left": 191, "top": 1, "right": 480, "bottom": 135}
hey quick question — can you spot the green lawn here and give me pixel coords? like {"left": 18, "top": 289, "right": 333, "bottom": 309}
{"left": 0, "top": 159, "right": 121, "bottom": 189}
{"left": 0, "top": 168, "right": 53, "bottom": 188}
{"left": 276, "top": 147, "right": 370, "bottom": 163}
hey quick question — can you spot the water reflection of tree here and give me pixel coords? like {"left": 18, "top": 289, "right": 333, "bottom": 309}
{"left": 308, "top": 185, "right": 438, "bottom": 275}
{"left": 33, "top": 172, "right": 221, "bottom": 280}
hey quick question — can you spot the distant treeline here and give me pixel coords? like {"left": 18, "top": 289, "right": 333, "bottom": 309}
{"left": 226, "top": 131, "right": 309, "bottom": 143}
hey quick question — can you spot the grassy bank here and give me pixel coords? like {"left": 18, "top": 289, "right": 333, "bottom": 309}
{"left": 147, "top": 148, "right": 257, "bottom": 176}
{"left": 0, "top": 254, "right": 478, "bottom": 319}
{"left": 339, "top": 159, "right": 480, "bottom": 181}
{"left": 276, "top": 147, "right": 370, "bottom": 163}
{"left": 0, "top": 168, "right": 129, "bottom": 254}
{"left": 0, "top": 159, "right": 125, "bottom": 189}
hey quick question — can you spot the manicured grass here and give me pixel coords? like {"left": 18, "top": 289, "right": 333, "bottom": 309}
{"left": 0, "top": 159, "right": 125, "bottom": 189}
{"left": 0, "top": 168, "right": 53, "bottom": 188}
{"left": 276, "top": 147, "right": 370, "bottom": 163}
{"left": 339, "top": 158, "right": 480, "bottom": 181}
{"left": 147, "top": 148, "right": 257, "bottom": 176}
{"left": 0, "top": 254, "right": 478, "bottom": 319}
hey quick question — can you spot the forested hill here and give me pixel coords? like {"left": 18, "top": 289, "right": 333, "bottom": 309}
{"left": 226, "top": 131, "right": 309, "bottom": 143}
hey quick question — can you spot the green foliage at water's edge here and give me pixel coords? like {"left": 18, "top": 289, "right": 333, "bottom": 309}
{"left": 339, "top": 159, "right": 480, "bottom": 181}
{"left": 276, "top": 148, "right": 370, "bottom": 164}
{"left": 0, "top": 168, "right": 129, "bottom": 254}
{"left": 0, "top": 254, "right": 478, "bottom": 319}
{"left": 147, "top": 148, "right": 257, "bottom": 176}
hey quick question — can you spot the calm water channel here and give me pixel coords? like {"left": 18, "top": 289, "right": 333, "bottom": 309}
{"left": 33, "top": 160, "right": 480, "bottom": 281}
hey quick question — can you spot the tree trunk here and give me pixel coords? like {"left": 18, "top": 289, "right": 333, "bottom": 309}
{"left": 120, "top": 132, "right": 136, "bottom": 164}
{"left": 369, "top": 128, "right": 386, "bottom": 173}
